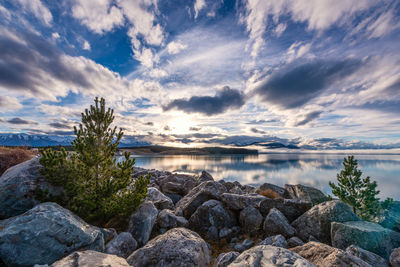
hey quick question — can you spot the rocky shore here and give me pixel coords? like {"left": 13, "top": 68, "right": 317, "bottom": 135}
{"left": 1, "top": 158, "right": 400, "bottom": 266}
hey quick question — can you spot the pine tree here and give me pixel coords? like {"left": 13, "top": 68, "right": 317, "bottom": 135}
{"left": 329, "top": 155, "right": 380, "bottom": 221}
{"left": 39, "top": 97, "right": 149, "bottom": 226}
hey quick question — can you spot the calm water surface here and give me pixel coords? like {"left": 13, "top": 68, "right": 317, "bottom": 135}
{"left": 129, "top": 153, "right": 400, "bottom": 199}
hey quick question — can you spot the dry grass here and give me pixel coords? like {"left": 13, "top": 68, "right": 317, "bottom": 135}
{"left": 0, "top": 146, "right": 36, "bottom": 176}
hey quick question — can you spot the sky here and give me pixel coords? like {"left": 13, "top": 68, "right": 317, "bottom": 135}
{"left": 0, "top": 0, "right": 400, "bottom": 150}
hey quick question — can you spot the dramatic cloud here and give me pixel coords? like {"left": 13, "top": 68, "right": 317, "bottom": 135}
{"left": 7, "top": 117, "right": 37, "bottom": 125}
{"left": 163, "top": 86, "right": 245, "bottom": 116}
{"left": 254, "top": 59, "right": 364, "bottom": 109}
{"left": 16, "top": 0, "right": 53, "bottom": 26}
{"left": 294, "top": 111, "right": 322, "bottom": 126}
{"left": 250, "top": 127, "right": 266, "bottom": 134}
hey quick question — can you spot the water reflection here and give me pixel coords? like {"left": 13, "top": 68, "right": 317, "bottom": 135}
{"left": 127, "top": 153, "right": 400, "bottom": 199}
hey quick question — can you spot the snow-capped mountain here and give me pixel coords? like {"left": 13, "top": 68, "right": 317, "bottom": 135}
{"left": 0, "top": 133, "right": 151, "bottom": 147}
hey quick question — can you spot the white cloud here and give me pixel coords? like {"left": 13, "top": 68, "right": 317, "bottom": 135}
{"left": 83, "top": 40, "right": 91, "bottom": 50}
{"left": 194, "top": 0, "right": 206, "bottom": 19}
{"left": 51, "top": 32, "right": 60, "bottom": 41}
{"left": 274, "top": 23, "right": 287, "bottom": 37}
{"left": 367, "top": 10, "right": 400, "bottom": 38}
{"left": 16, "top": 0, "right": 53, "bottom": 26}
{"left": 71, "top": 0, "right": 124, "bottom": 34}
{"left": 0, "top": 96, "right": 22, "bottom": 110}
{"left": 167, "top": 41, "right": 187, "bottom": 54}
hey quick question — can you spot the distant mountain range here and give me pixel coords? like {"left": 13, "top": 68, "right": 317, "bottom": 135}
{"left": 0, "top": 133, "right": 151, "bottom": 147}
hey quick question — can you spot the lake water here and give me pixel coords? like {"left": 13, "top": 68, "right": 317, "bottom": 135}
{"left": 129, "top": 153, "right": 400, "bottom": 200}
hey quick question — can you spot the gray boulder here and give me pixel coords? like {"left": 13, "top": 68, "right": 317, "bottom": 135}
{"left": 258, "top": 234, "right": 287, "bottom": 248}
{"left": 188, "top": 200, "right": 236, "bottom": 241}
{"left": 0, "top": 202, "right": 104, "bottom": 267}
{"left": 175, "top": 181, "right": 227, "bottom": 219}
{"left": 213, "top": 251, "right": 239, "bottom": 267}
{"left": 346, "top": 245, "right": 389, "bottom": 267}
{"left": 127, "top": 201, "right": 158, "bottom": 247}
{"left": 221, "top": 193, "right": 266, "bottom": 211}
{"left": 51, "top": 250, "right": 130, "bottom": 267}
{"left": 256, "top": 183, "right": 286, "bottom": 199}
{"left": 284, "top": 184, "right": 329, "bottom": 206}
{"left": 158, "top": 173, "right": 199, "bottom": 195}
{"left": 127, "top": 227, "right": 211, "bottom": 267}
{"left": 198, "top": 170, "right": 214, "bottom": 182}
{"left": 263, "top": 208, "right": 296, "bottom": 238}
{"left": 390, "top": 248, "right": 400, "bottom": 267}
{"left": 259, "top": 198, "right": 311, "bottom": 222}
{"left": 376, "top": 201, "right": 400, "bottom": 232}
{"left": 229, "top": 245, "right": 315, "bottom": 266}
{"left": 287, "top": 237, "right": 304, "bottom": 248}
{"left": 156, "top": 209, "right": 187, "bottom": 230}
{"left": 146, "top": 187, "right": 174, "bottom": 210}
{"left": 234, "top": 239, "right": 254, "bottom": 252}
{"left": 105, "top": 232, "right": 137, "bottom": 258}
{"left": 331, "top": 220, "right": 400, "bottom": 259}
{"left": 0, "top": 158, "right": 61, "bottom": 219}
{"left": 239, "top": 205, "right": 263, "bottom": 235}
{"left": 291, "top": 241, "right": 371, "bottom": 266}
{"left": 291, "top": 200, "right": 360, "bottom": 243}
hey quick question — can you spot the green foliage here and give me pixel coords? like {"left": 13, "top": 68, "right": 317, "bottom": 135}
{"left": 329, "top": 155, "right": 391, "bottom": 221}
{"left": 39, "top": 97, "right": 150, "bottom": 226}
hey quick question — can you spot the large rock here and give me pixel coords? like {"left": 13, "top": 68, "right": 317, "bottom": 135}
{"left": 346, "top": 245, "right": 388, "bottom": 267}
{"left": 105, "top": 232, "right": 137, "bottom": 258}
{"left": 258, "top": 234, "right": 288, "bottom": 248}
{"left": 390, "top": 248, "right": 400, "bottom": 267}
{"left": 228, "top": 245, "right": 315, "bottom": 266}
{"left": 158, "top": 173, "right": 199, "bottom": 195}
{"left": 188, "top": 200, "right": 236, "bottom": 241}
{"left": 240, "top": 205, "right": 263, "bottom": 235}
{"left": 0, "top": 158, "right": 61, "bottom": 219}
{"left": 291, "top": 200, "right": 360, "bottom": 243}
{"left": 51, "top": 250, "right": 130, "bottom": 267}
{"left": 263, "top": 208, "right": 296, "bottom": 238}
{"left": 375, "top": 201, "right": 400, "bottom": 232}
{"left": 127, "top": 201, "right": 158, "bottom": 247}
{"left": 291, "top": 241, "right": 371, "bottom": 267}
{"left": 213, "top": 251, "right": 239, "bottom": 267}
{"left": 256, "top": 183, "right": 286, "bottom": 199}
{"left": 156, "top": 209, "right": 187, "bottom": 230}
{"left": 146, "top": 187, "right": 174, "bottom": 210}
{"left": 284, "top": 184, "right": 329, "bottom": 206}
{"left": 198, "top": 170, "right": 214, "bottom": 182}
{"left": 175, "top": 181, "right": 227, "bottom": 219}
{"left": 331, "top": 220, "right": 400, "bottom": 259}
{"left": 221, "top": 193, "right": 266, "bottom": 211}
{"left": 259, "top": 198, "right": 311, "bottom": 222}
{"left": 127, "top": 228, "right": 211, "bottom": 267}
{"left": 0, "top": 202, "right": 104, "bottom": 267}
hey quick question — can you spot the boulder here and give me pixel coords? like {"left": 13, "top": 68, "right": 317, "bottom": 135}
{"left": 239, "top": 205, "right": 263, "bottom": 235}
{"left": 175, "top": 181, "right": 227, "bottom": 219}
{"left": 146, "top": 187, "right": 174, "bottom": 210}
{"left": 229, "top": 245, "right": 315, "bottom": 266}
{"left": 258, "top": 235, "right": 288, "bottom": 248}
{"left": 188, "top": 200, "right": 236, "bottom": 241}
{"left": 346, "top": 245, "right": 388, "bottom": 267}
{"left": 127, "top": 201, "right": 158, "bottom": 247}
{"left": 291, "top": 200, "right": 360, "bottom": 243}
{"left": 127, "top": 228, "right": 211, "bottom": 267}
{"left": 0, "top": 158, "right": 61, "bottom": 219}
{"left": 51, "top": 250, "right": 130, "bottom": 267}
{"left": 105, "top": 232, "right": 137, "bottom": 258}
{"left": 291, "top": 241, "right": 370, "bottom": 267}
{"left": 234, "top": 239, "right": 254, "bottom": 252}
{"left": 284, "top": 184, "right": 329, "bottom": 205}
{"left": 198, "top": 171, "right": 214, "bottom": 182}
{"left": 375, "top": 201, "right": 400, "bottom": 232}
{"left": 287, "top": 237, "right": 304, "bottom": 248}
{"left": 263, "top": 208, "right": 296, "bottom": 238}
{"left": 155, "top": 209, "right": 187, "bottom": 232}
{"left": 221, "top": 193, "right": 266, "bottom": 211}
{"left": 390, "top": 248, "right": 400, "bottom": 267}
{"left": 0, "top": 202, "right": 104, "bottom": 267}
{"left": 213, "top": 251, "right": 239, "bottom": 267}
{"left": 331, "top": 220, "right": 400, "bottom": 259}
{"left": 158, "top": 173, "right": 199, "bottom": 195}
{"left": 259, "top": 198, "right": 311, "bottom": 222}
{"left": 256, "top": 183, "right": 286, "bottom": 199}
